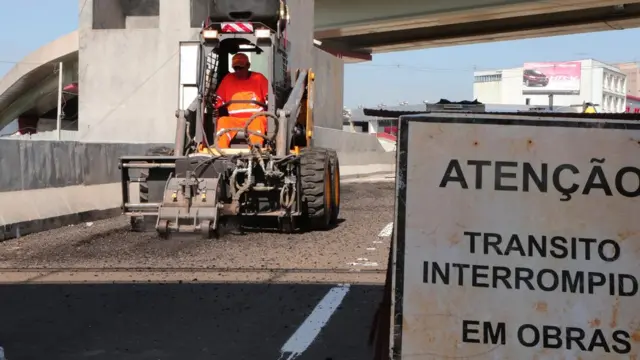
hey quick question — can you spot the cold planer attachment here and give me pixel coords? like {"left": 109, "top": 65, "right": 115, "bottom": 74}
{"left": 155, "top": 168, "right": 222, "bottom": 239}
{"left": 118, "top": 1, "right": 341, "bottom": 239}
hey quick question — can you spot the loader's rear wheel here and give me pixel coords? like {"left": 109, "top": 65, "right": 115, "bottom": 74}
{"left": 131, "top": 146, "right": 174, "bottom": 232}
{"left": 300, "top": 148, "right": 332, "bottom": 230}
{"left": 328, "top": 150, "right": 340, "bottom": 225}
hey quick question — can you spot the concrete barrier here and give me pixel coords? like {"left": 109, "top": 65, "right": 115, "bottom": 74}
{"left": 314, "top": 127, "right": 396, "bottom": 179}
{"left": 0, "top": 129, "right": 395, "bottom": 241}
{"left": 0, "top": 139, "right": 171, "bottom": 240}
{"left": 314, "top": 126, "right": 386, "bottom": 153}
{"left": 0, "top": 139, "right": 170, "bottom": 192}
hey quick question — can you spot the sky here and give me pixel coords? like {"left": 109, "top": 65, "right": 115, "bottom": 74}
{"left": 1, "top": 0, "right": 640, "bottom": 109}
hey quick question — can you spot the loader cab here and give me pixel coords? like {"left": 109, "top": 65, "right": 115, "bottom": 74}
{"left": 199, "top": 23, "right": 291, "bottom": 149}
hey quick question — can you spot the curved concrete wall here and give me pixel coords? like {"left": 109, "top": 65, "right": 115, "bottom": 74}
{"left": 0, "top": 31, "right": 78, "bottom": 98}
{"left": 0, "top": 31, "right": 79, "bottom": 128}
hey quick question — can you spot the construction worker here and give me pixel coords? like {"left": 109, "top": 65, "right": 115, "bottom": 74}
{"left": 583, "top": 102, "right": 597, "bottom": 114}
{"left": 213, "top": 53, "right": 269, "bottom": 148}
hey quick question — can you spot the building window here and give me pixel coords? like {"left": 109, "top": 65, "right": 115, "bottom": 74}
{"left": 474, "top": 74, "right": 502, "bottom": 83}
{"left": 608, "top": 76, "right": 614, "bottom": 90}
{"left": 609, "top": 96, "right": 614, "bottom": 112}
{"left": 618, "top": 97, "right": 623, "bottom": 112}
{"left": 609, "top": 96, "right": 616, "bottom": 112}
{"left": 93, "top": 0, "right": 160, "bottom": 29}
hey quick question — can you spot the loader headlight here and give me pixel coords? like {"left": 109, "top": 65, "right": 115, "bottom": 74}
{"left": 255, "top": 29, "right": 270, "bottom": 38}
{"left": 202, "top": 29, "right": 218, "bottom": 40}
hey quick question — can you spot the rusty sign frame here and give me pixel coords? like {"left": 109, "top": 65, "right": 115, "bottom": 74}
{"left": 390, "top": 112, "right": 640, "bottom": 359}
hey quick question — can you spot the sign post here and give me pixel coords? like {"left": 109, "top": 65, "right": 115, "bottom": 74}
{"left": 391, "top": 113, "right": 640, "bottom": 359}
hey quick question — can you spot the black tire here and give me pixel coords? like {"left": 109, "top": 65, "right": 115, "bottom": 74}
{"left": 328, "top": 150, "right": 340, "bottom": 225}
{"left": 299, "top": 148, "right": 332, "bottom": 230}
{"left": 130, "top": 146, "right": 174, "bottom": 232}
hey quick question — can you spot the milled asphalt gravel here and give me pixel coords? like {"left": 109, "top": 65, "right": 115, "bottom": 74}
{"left": 0, "top": 181, "right": 395, "bottom": 360}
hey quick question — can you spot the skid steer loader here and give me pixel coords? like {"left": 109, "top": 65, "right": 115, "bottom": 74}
{"left": 118, "top": 0, "right": 340, "bottom": 239}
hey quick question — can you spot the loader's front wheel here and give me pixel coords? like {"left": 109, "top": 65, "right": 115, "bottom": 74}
{"left": 300, "top": 148, "right": 332, "bottom": 231}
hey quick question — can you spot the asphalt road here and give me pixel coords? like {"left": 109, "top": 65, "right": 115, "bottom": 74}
{"left": 0, "top": 181, "right": 395, "bottom": 360}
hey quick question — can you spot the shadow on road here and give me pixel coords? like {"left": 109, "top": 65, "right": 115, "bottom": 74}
{"left": 235, "top": 217, "right": 348, "bottom": 234}
{"left": 0, "top": 282, "right": 382, "bottom": 360}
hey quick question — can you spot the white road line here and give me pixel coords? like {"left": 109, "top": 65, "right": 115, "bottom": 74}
{"left": 278, "top": 284, "right": 351, "bottom": 360}
{"left": 347, "top": 262, "right": 379, "bottom": 267}
{"left": 378, "top": 222, "right": 393, "bottom": 237}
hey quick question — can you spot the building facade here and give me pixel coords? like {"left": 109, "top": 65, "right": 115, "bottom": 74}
{"left": 473, "top": 59, "right": 627, "bottom": 113}
{"left": 626, "top": 95, "right": 640, "bottom": 113}
{"left": 616, "top": 62, "right": 640, "bottom": 97}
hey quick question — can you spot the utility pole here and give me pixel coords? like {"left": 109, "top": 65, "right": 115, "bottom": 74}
{"left": 56, "top": 62, "right": 64, "bottom": 140}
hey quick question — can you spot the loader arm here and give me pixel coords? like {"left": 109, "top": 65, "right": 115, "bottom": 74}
{"left": 277, "top": 69, "right": 314, "bottom": 155}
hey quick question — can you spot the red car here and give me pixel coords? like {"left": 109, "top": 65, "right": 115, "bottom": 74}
{"left": 523, "top": 69, "right": 549, "bottom": 87}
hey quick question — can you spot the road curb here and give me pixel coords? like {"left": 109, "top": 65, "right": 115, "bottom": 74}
{"left": 341, "top": 171, "right": 395, "bottom": 180}
{"left": 0, "top": 269, "right": 386, "bottom": 285}
{"left": 1, "top": 208, "right": 121, "bottom": 242}
{"left": 342, "top": 175, "right": 395, "bottom": 184}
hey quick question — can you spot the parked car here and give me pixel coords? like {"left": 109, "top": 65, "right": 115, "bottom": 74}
{"left": 523, "top": 69, "right": 549, "bottom": 87}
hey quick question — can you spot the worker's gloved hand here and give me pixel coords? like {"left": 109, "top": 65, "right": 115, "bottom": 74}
{"left": 213, "top": 94, "right": 224, "bottom": 109}
{"left": 293, "top": 123, "right": 304, "bottom": 136}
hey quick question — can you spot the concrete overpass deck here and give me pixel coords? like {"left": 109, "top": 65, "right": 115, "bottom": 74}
{"left": 317, "top": 0, "right": 640, "bottom": 53}
{"left": 0, "top": 31, "right": 78, "bottom": 130}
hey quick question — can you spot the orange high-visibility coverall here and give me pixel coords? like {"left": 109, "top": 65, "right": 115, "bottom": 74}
{"left": 214, "top": 71, "right": 269, "bottom": 148}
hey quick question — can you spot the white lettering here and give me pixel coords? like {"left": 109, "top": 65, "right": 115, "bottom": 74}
{"left": 549, "top": 76, "right": 579, "bottom": 81}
